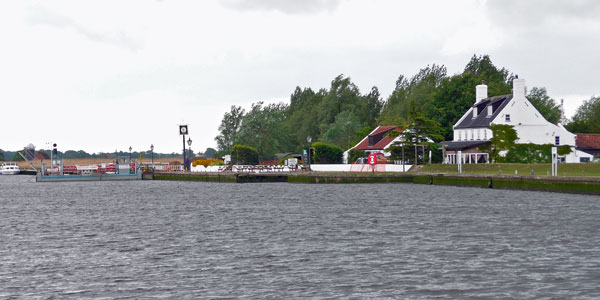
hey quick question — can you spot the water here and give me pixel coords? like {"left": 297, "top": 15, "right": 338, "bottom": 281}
{"left": 1, "top": 175, "right": 599, "bottom": 299}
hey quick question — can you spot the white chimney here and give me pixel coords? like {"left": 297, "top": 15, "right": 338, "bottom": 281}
{"left": 513, "top": 75, "right": 525, "bottom": 99}
{"left": 476, "top": 81, "right": 488, "bottom": 103}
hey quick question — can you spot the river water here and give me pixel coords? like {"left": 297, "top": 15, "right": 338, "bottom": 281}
{"left": 1, "top": 175, "right": 599, "bottom": 299}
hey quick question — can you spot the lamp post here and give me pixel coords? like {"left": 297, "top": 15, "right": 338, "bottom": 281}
{"left": 129, "top": 146, "right": 132, "bottom": 162}
{"left": 187, "top": 137, "right": 192, "bottom": 171}
{"left": 307, "top": 136, "right": 312, "bottom": 172}
{"left": 150, "top": 144, "right": 154, "bottom": 170}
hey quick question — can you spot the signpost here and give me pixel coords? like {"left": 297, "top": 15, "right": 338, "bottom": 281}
{"left": 368, "top": 153, "right": 377, "bottom": 173}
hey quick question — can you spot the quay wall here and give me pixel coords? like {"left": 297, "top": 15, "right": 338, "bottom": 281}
{"left": 152, "top": 172, "right": 600, "bottom": 195}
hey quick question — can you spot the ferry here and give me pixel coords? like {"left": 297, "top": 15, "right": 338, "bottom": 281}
{"left": 0, "top": 162, "right": 20, "bottom": 175}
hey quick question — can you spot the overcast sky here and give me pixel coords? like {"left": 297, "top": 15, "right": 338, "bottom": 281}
{"left": 2, "top": 0, "right": 599, "bottom": 154}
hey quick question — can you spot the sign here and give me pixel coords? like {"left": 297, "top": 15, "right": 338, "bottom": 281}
{"left": 287, "top": 158, "right": 298, "bottom": 166}
{"left": 179, "top": 125, "right": 188, "bottom": 135}
{"left": 368, "top": 153, "right": 377, "bottom": 165}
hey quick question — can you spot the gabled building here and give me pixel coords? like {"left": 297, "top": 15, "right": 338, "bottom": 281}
{"left": 575, "top": 133, "right": 600, "bottom": 161}
{"left": 442, "top": 77, "right": 593, "bottom": 163}
{"left": 343, "top": 125, "right": 403, "bottom": 164}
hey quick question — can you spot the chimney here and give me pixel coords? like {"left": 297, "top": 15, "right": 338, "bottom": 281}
{"left": 513, "top": 75, "right": 525, "bottom": 98}
{"left": 476, "top": 81, "right": 488, "bottom": 103}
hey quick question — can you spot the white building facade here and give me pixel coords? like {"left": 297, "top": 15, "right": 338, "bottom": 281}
{"left": 444, "top": 77, "right": 592, "bottom": 163}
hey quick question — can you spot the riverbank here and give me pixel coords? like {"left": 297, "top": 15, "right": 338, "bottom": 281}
{"left": 151, "top": 171, "right": 600, "bottom": 195}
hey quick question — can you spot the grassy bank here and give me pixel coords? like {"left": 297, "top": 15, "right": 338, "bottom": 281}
{"left": 419, "top": 163, "right": 600, "bottom": 177}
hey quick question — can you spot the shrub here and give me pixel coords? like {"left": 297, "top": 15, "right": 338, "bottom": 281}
{"left": 232, "top": 144, "right": 259, "bottom": 165}
{"left": 192, "top": 159, "right": 224, "bottom": 167}
{"left": 348, "top": 148, "right": 365, "bottom": 164}
{"left": 312, "top": 142, "right": 343, "bottom": 164}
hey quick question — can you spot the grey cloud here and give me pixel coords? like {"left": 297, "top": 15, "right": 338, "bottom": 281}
{"left": 26, "top": 5, "right": 142, "bottom": 52}
{"left": 220, "top": 0, "right": 342, "bottom": 14}
{"left": 486, "top": 0, "right": 600, "bottom": 26}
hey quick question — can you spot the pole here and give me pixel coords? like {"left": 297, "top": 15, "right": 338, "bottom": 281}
{"left": 307, "top": 145, "right": 311, "bottom": 172}
{"left": 401, "top": 145, "right": 405, "bottom": 171}
{"left": 151, "top": 149, "right": 154, "bottom": 170}
{"left": 182, "top": 135, "right": 187, "bottom": 172}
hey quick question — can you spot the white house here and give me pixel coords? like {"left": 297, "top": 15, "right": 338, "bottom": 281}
{"left": 442, "top": 77, "right": 593, "bottom": 163}
{"left": 343, "top": 126, "right": 403, "bottom": 164}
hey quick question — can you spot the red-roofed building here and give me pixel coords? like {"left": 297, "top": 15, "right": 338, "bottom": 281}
{"left": 576, "top": 133, "right": 600, "bottom": 161}
{"left": 343, "top": 126, "right": 403, "bottom": 163}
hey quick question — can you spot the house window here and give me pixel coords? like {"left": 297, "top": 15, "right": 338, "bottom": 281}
{"left": 477, "top": 129, "right": 480, "bottom": 140}
{"left": 484, "top": 129, "right": 488, "bottom": 139}
{"left": 555, "top": 136, "right": 560, "bottom": 146}
{"left": 505, "top": 114, "right": 511, "bottom": 122}
{"left": 470, "top": 130, "right": 474, "bottom": 140}
{"left": 459, "top": 131, "right": 462, "bottom": 141}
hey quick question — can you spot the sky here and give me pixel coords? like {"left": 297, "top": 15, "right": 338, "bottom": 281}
{"left": 1, "top": 0, "right": 599, "bottom": 154}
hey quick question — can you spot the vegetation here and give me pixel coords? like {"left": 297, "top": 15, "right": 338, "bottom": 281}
{"left": 231, "top": 144, "right": 259, "bottom": 165}
{"left": 212, "top": 54, "right": 597, "bottom": 162}
{"left": 565, "top": 96, "right": 600, "bottom": 133}
{"left": 312, "top": 142, "right": 343, "bottom": 164}
{"left": 0, "top": 149, "right": 4, "bottom": 161}
{"left": 192, "top": 159, "right": 224, "bottom": 167}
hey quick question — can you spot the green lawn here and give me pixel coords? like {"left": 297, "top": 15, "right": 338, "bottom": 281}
{"left": 419, "top": 163, "right": 600, "bottom": 177}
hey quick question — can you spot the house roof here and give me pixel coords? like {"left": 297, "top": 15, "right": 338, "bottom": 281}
{"left": 454, "top": 95, "right": 512, "bottom": 129}
{"left": 353, "top": 126, "right": 403, "bottom": 151}
{"left": 441, "top": 140, "right": 490, "bottom": 151}
{"left": 576, "top": 133, "right": 600, "bottom": 149}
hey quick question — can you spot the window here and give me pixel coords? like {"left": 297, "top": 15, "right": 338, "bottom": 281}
{"left": 505, "top": 114, "right": 511, "bottom": 122}
{"left": 477, "top": 129, "right": 480, "bottom": 140}
{"left": 484, "top": 129, "right": 488, "bottom": 139}
{"left": 470, "top": 130, "right": 474, "bottom": 140}
{"left": 555, "top": 136, "right": 560, "bottom": 146}
{"left": 459, "top": 131, "right": 462, "bottom": 141}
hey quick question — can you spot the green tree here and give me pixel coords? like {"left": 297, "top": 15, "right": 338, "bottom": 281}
{"left": 312, "top": 142, "right": 343, "bottom": 164}
{"left": 527, "top": 87, "right": 562, "bottom": 124}
{"left": 386, "top": 116, "right": 444, "bottom": 164}
{"left": 215, "top": 105, "right": 245, "bottom": 154}
{"left": 486, "top": 124, "right": 518, "bottom": 162}
{"left": 231, "top": 144, "right": 259, "bottom": 165}
{"left": 0, "top": 149, "right": 4, "bottom": 161}
{"left": 12, "top": 150, "right": 24, "bottom": 161}
{"left": 204, "top": 148, "right": 217, "bottom": 158}
{"left": 565, "top": 96, "right": 600, "bottom": 133}
{"left": 430, "top": 55, "right": 512, "bottom": 140}
{"left": 321, "top": 111, "right": 364, "bottom": 149}
{"left": 379, "top": 64, "right": 447, "bottom": 125}
{"left": 237, "top": 101, "right": 292, "bottom": 160}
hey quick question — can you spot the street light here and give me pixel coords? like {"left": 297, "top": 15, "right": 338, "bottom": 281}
{"left": 307, "top": 136, "right": 312, "bottom": 172}
{"left": 129, "top": 146, "right": 132, "bottom": 162}
{"left": 150, "top": 144, "right": 154, "bottom": 170}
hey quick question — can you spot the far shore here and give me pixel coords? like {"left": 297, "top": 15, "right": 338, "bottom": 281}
{"left": 10, "top": 157, "right": 182, "bottom": 170}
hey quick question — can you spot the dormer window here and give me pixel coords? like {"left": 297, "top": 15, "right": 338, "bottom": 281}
{"left": 368, "top": 136, "right": 374, "bottom": 146}
{"left": 487, "top": 106, "right": 493, "bottom": 117}
{"left": 505, "top": 114, "right": 511, "bottom": 122}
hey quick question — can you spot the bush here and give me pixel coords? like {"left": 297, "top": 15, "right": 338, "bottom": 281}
{"left": 312, "top": 142, "right": 343, "bottom": 164}
{"left": 505, "top": 144, "right": 573, "bottom": 163}
{"left": 348, "top": 148, "right": 365, "bottom": 164}
{"left": 192, "top": 159, "right": 224, "bottom": 167}
{"left": 232, "top": 144, "right": 259, "bottom": 165}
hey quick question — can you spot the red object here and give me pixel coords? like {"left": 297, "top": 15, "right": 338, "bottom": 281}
{"left": 368, "top": 153, "right": 377, "bottom": 165}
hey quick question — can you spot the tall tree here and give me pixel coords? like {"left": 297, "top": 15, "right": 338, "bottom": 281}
{"left": 379, "top": 64, "right": 447, "bottom": 126}
{"left": 430, "top": 55, "right": 512, "bottom": 140}
{"left": 237, "top": 101, "right": 292, "bottom": 160}
{"left": 566, "top": 96, "right": 600, "bottom": 133}
{"left": 215, "top": 105, "right": 245, "bottom": 154}
{"left": 527, "top": 87, "right": 562, "bottom": 124}
{"left": 321, "top": 110, "right": 364, "bottom": 149}
{"left": 0, "top": 149, "right": 4, "bottom": 161}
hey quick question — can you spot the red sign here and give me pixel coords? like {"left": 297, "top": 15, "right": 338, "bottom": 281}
{"left": 368, "top": 153, "right": 377, "bottom": 165}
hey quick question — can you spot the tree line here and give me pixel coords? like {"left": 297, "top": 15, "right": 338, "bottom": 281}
{"left": 215, "top": 54, "right": 599, "bottom": 161}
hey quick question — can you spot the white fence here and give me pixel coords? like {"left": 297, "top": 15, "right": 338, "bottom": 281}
{"left": 191, "top": 164, "right": 413, "bottom": 173}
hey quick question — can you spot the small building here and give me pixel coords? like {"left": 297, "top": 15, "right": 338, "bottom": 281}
{"left": 343, "top": 126, "right": 403, "bottom": 164}
{"left": 575, "top": 133, "right": 600, "bottom": 161}
{"left": 442, "top": 77, "right": 593, "bottom": 163}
